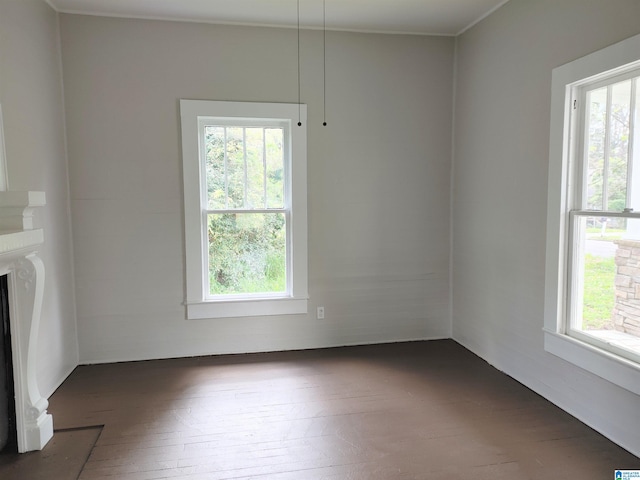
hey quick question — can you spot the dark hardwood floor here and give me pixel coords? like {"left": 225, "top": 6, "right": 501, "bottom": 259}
{"left": 1, "top": 340, "right": 639, "bottom": 479}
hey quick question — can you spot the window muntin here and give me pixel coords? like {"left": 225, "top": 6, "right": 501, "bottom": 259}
{"left": 567, "top": 68, "right": 640, "bottom": 364}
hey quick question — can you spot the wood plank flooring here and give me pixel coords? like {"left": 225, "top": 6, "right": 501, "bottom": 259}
{"left": 2, "top": 340, "right": 639, "bottom": 479}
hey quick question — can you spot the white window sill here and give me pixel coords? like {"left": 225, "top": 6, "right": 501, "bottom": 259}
{"left": 186, "top": 297, "right": 308, "bottom": 319}
{"left": 544, "top": 329, "right": 640, "bottom": 395}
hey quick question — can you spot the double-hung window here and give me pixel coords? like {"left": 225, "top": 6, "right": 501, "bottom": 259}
{"left": 180, "top": 100, "right": 308, "bottom": 319}
{"left": 545, "top": 33, "right": 640, "bottom": 393}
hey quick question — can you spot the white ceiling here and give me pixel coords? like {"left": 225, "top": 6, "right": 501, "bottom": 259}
{"left": 46, "top": 0, "right": 510, "bottom": 36}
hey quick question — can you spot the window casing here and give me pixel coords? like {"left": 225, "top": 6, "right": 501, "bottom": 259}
{"left": 545, "top": 33, "right": 640, "bottom": 394}
{"left": 180, "top": 100, "right": 308, "bottom": 319}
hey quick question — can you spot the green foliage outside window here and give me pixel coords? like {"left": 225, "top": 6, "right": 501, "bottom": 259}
{"left": 582, "top": 253, "right": 615, "bottom": 330}
{"left": 208, "top": 213, "right": 286, "bottom": 295}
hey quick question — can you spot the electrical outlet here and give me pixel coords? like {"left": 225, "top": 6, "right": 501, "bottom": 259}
{"left": 316, "top": 306, "right": 325, "bottom": 319}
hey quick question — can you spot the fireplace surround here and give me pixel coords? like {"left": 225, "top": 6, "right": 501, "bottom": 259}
{"left": 0, "top": 191, "right": 51, "bottom": 452}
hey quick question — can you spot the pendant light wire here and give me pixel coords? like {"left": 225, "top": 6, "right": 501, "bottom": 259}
{"left": 297, "top": 0, "right": 302, "bottom": 126}
{"left": 323, "top": 0, "right": 327, "bottom": 126}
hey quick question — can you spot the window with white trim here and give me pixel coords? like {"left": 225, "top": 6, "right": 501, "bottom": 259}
{"left": 568, "top": 69, "right": 640, "bottom": 362}
{"left": 180, "top": 100, "right": 308, "bottom": 319}
{"left": 545, "top": 33, "right": 640, "bottom": 394}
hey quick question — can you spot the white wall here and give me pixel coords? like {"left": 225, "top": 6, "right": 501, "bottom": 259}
{"left": 0, "top": 0, "right": 78, "bottom": 397}
{"left": 453, "top": 0, "right": 640, "bottom": 456}
{"left": 59, "top": 15, "right": 454, "bottom": 363}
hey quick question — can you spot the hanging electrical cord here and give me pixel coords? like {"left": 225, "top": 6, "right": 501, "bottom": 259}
{"left": 296, "top": 0, "right": 329, "bottom": 127}
{"left": 297, "top": 0, "right": 302, "bottom": 127}
{"left": 322, "top": 0, "right": 327, "bottom": 126}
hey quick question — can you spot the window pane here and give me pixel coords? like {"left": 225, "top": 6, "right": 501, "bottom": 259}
{"left": 245, "top": 128, "right": 266, "bottom": 208}
{"left": 226, "top": 127, "right": 245, "bottom": 209}
{"left": 204, "top": 126, "right": 226, "bottom": 210}
{"left": 586, "top": 87, "right": 607, "bottom": 210}
{"left": 585, "top": 81, "right": 634, "bottom": 212}
{"left": 265, "top": 128, "right": 284, "bottom": 208}
{"left": 572, "top": 215, "right": 640, "bottom": 359}
{"left": 630, "top": 77, "right": 640, "bottom": 211}
{"left": 208, "top": 212, "right": 286, "bottom": 295}
{"left": 205, "top": 126, "right": 284, "bottom": 211}
{"left": 608, "top": 80, "right": 632, "bottom": 211}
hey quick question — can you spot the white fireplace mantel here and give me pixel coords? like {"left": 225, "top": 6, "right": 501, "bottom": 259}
{"left": 0, "top": 190, "right": 52, "bottom": 452}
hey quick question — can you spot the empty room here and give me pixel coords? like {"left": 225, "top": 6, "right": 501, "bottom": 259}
{"left": 0, "top": 0, "right": 639, "bottom": 478}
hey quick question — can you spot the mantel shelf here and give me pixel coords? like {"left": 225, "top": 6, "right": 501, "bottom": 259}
{"left": 0, "top": 230, "right": 44, "bottom": 256}
{"left": 0, "top": 190, "right": 46, "bottom": 233}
